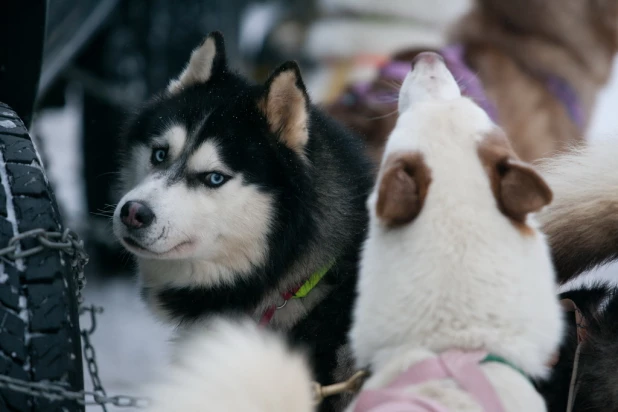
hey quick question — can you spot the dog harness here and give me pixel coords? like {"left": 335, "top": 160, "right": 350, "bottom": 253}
{"left": 342, "top": 44, "right": 585, "bottom": 130}
{"left": 353, "top": 350, "right": 513, "bottom": 412}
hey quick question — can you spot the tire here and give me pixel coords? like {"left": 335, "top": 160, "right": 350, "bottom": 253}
{"left": 0, "top": 103, "right": 84, "bottom": 411}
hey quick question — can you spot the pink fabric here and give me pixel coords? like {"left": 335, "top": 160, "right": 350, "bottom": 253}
{"left": 354, "top": 350, "right": 505, "bottom": 412}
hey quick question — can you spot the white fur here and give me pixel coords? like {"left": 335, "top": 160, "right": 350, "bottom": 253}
{"left": 142, "top": 318, "right": 315, "bottom": 412}
{"left": 186, "top": 140, "right": 233, "bottom": 174}
{"left": 347, "top": 55, "right": 562, "bottom": 411}
{"left": 167, "top": 37, "right": 217, "bottom": 94}
{"left": 536, "top": 138, "right": 618, "bottom": 231}
{"left": 114, "top": 138, "right": 273, "bottom": 294}
{"left": 157, "top": 125, "right": 187, "bottom": 160}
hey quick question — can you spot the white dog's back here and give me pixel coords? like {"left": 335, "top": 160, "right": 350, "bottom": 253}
{"left": 143, "top": 319, "right": 315, "bottom": 412}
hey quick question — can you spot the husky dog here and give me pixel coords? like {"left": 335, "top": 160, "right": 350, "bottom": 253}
{"left": 347, "top": 52, "right": 563, "bottom": 411}
{"left": 112, "top": 31, "right": 373, "bottom": 405}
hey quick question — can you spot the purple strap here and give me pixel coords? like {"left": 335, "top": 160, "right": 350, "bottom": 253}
{"left": 338, "top": 45, "right": 584, "bottom": 130}
{"left": 440, "top": 45, "right": 499, "bottom": 122}
{"left": 545, "top": 74, "right": 585, "bottom": 129}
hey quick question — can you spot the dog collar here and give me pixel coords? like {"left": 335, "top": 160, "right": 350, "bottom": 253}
{"left": 259, "top": 262, "right": 333, "bottom": 326}
{"left": 482, "top": 353, "right": 529, "bottom": 381}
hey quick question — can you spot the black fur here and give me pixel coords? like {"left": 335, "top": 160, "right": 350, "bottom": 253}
{"left": 119, "top": 31, "right": 373, "bottom": 410}
{"left": 537, "top": 283, "right": 618, "bottom": 412}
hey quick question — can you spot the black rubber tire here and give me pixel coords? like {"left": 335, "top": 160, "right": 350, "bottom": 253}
{"left": 0, "top": 103, "right": 84, "bottom": 411}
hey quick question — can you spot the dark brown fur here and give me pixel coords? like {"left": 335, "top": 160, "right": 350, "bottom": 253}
{"left": 477, "top": 130, "right": 552, "bottom": 232}
{"left": 376, "top": 152, "right": 431, "bottom": 227}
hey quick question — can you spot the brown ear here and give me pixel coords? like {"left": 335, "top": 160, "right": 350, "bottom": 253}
{"left": 376, "top": 153, "right": 431, "bottom": 227}
{"left": 259, "top": 61, "right": 309, "bottom": 156}
{"left": 498, "top": 159, "right": 553, "bottom": 222}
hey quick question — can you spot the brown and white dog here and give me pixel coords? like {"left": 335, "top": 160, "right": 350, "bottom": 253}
{"left": 346, "top": 52, "right": 563, "bottom": 411}
{"left": 327, "top": 0, "right": 618, "bottom": 167}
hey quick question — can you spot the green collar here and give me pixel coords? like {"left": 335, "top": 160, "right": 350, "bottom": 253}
{"left": 482, "top": 354, "right": 530, "bottom": 382}
{"left": 293, "top": 261, "right": 333, "bottom": 299}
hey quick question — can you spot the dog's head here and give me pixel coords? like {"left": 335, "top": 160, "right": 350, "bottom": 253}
{"left": 114, "top": 32, "right": 313, "bottom": 287}
{"left": 370, "top": 51, "right": 552, "bottom": 233}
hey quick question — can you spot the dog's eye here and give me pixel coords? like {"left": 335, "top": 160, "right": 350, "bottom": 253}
{"left": 203, "top": 172, "right": 229, "bottom": 188}
{"left": 151, "top": 148, "right": 168, "bottom": 165}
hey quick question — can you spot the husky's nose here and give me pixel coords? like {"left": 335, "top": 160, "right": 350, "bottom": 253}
{"left": 411, "top": 52, "right": 444, "bottom": 69}
{"left": 120, "top": 201, "right": 155, "bottom": 230}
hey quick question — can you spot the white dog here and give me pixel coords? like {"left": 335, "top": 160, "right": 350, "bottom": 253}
{"left": 346, "top": 52, "right": 563, "bottom": 411}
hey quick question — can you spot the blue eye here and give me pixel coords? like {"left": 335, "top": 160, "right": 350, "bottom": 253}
{"left": 151, "top": 148, "right": 168, "bottom": 165}
{"left": 204, "top": 172, "right": 228, "bottom": 188}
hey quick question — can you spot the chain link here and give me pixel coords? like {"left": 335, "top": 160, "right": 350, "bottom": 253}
{"left": 80, "top": 306, "right": 151, "bottom": 409}
{"left": 0, "top": 228, "right": 89, "bottom": 303}
{"left": 0, "top": 374, "right": 150, "bottom": 408}
{"left": 0, "top": 228, "right": 151, "bottom": 409}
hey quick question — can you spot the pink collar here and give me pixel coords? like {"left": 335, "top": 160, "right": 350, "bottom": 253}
{"left": 354, "top": 350, "right": 505, "bottom": 412}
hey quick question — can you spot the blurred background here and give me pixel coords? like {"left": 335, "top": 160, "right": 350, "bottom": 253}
{"left": 3, "top": 0, "right": 618, "bottom": 410}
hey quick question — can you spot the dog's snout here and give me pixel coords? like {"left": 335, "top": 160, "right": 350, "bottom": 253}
{"left": 120, "top": 201, "right": 155, "bottom": 230}
{"left": 411, "top": 52, "right": 445, "bottom": 69}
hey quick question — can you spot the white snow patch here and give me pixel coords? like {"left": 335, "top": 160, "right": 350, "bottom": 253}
{"left": 0, "top": 120, "right": 16, "bottom": 128}
{"left": 81, "top": 277, "right": 173, "bottom": 412}
{"left": 18, "top": 296, "right": 28, "bottom": 323}
{"left": 0, "top": 264, "right": 7, "bottom": 284}
{"left": 0, "top": 151, "right": 24, "bottom": 272}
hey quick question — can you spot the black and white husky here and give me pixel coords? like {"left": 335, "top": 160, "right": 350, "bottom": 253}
{"left": 112, "top": 31, "right": 372, "bottom": 399}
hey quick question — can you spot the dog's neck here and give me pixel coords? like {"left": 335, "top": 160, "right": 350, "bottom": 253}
{"left": 138, "top": 255, "right": 336, "bottom": 329}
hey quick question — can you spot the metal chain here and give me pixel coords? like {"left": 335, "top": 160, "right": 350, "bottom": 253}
{"left": 79, "top": 305, "right": 151, "bottom": 409}
{"left": 81, "top": 305, "right": 109, "bottom": 412}
{"left": 0, "top": 374, "right": 151, "bottom": 408}
{"left": 0, "top": 228, "right": 152, "bottom": 409}
{"left": 0, "top": 228, "right": 89, "bottom": 303}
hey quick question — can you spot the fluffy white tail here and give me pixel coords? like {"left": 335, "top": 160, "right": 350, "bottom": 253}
{"left": 143, "top": 319, "right": 315, "bottom": 412}
{"left": 538, "top": 138, "right": 618, "bottom": 282}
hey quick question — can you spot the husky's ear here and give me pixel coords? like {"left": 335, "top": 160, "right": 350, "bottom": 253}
{"left": 376, "top": 152, "right": 431, "bottom": 227}
{"left": 167, "top": 31, "right": 227, "bottom": 94}
{"left": 497, "top": 159, "right": 553, "bottom": 222}
{"left": 259, "top": 61, "right": 310, "bottom": 156}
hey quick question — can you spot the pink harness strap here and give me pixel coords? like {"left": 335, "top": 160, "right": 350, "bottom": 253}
{"left": 354, "top": 350, "right": 505, "bottom": 412}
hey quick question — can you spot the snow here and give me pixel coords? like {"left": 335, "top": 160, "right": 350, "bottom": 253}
{"left": 31, "top": 50, "right": 618, "bottom": 411}
{"left": 0, "top": 120, "right": 16, "bottom": 129}
{"left": 80, "top": 278, "right": 172, "bottom": 411}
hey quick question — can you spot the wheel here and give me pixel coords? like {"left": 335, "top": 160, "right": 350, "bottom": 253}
{"left": 0, "top": 103, "right": 84, "bottom": 411}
